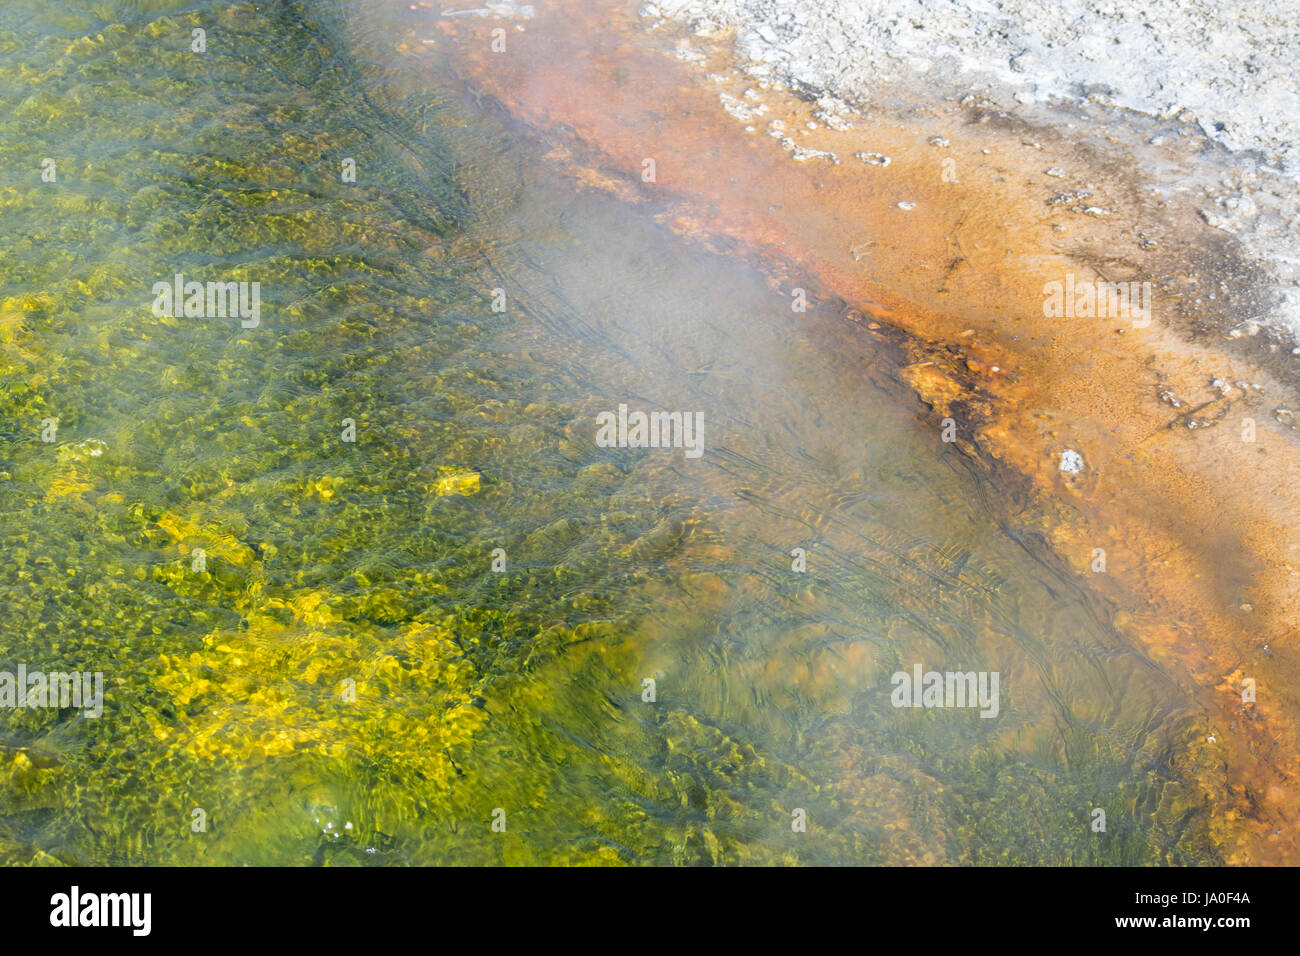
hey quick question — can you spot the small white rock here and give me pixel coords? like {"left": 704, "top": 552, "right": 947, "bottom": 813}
{"left": 1059, "top": 449, "right": 1084, "bottom": 474}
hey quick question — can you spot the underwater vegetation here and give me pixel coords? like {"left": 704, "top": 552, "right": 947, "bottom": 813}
{"left": 0, "top": 0, "right": 1225, "bottom": 865}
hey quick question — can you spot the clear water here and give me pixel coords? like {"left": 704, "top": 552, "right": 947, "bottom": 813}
{"left": 0, "top": 0, "right": 1220, "bottom": 865}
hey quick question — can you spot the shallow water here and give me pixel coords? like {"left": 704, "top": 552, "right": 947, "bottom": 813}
{"left": 0, "top": 0, "right": 1224, "bottom": 864}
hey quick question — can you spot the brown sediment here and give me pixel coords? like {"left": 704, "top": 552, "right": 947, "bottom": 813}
{"left": 410, "top": 0, "right": 1300, "bottom": 862}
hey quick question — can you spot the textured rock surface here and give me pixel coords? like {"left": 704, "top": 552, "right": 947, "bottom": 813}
{"left": 645, "top": 0, "right": 1300, "bottom": 338}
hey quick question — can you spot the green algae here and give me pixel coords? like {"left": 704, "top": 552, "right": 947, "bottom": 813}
{"left": 0, "top": 0, "right": 649, "bottom": 865}
{"left": 0, "top": 0, "right": 1230, "bottom": 866}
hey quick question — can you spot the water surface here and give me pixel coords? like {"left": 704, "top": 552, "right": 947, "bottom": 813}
{"left": 0, "top": 0, "right": 1221, "bottom": 865}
